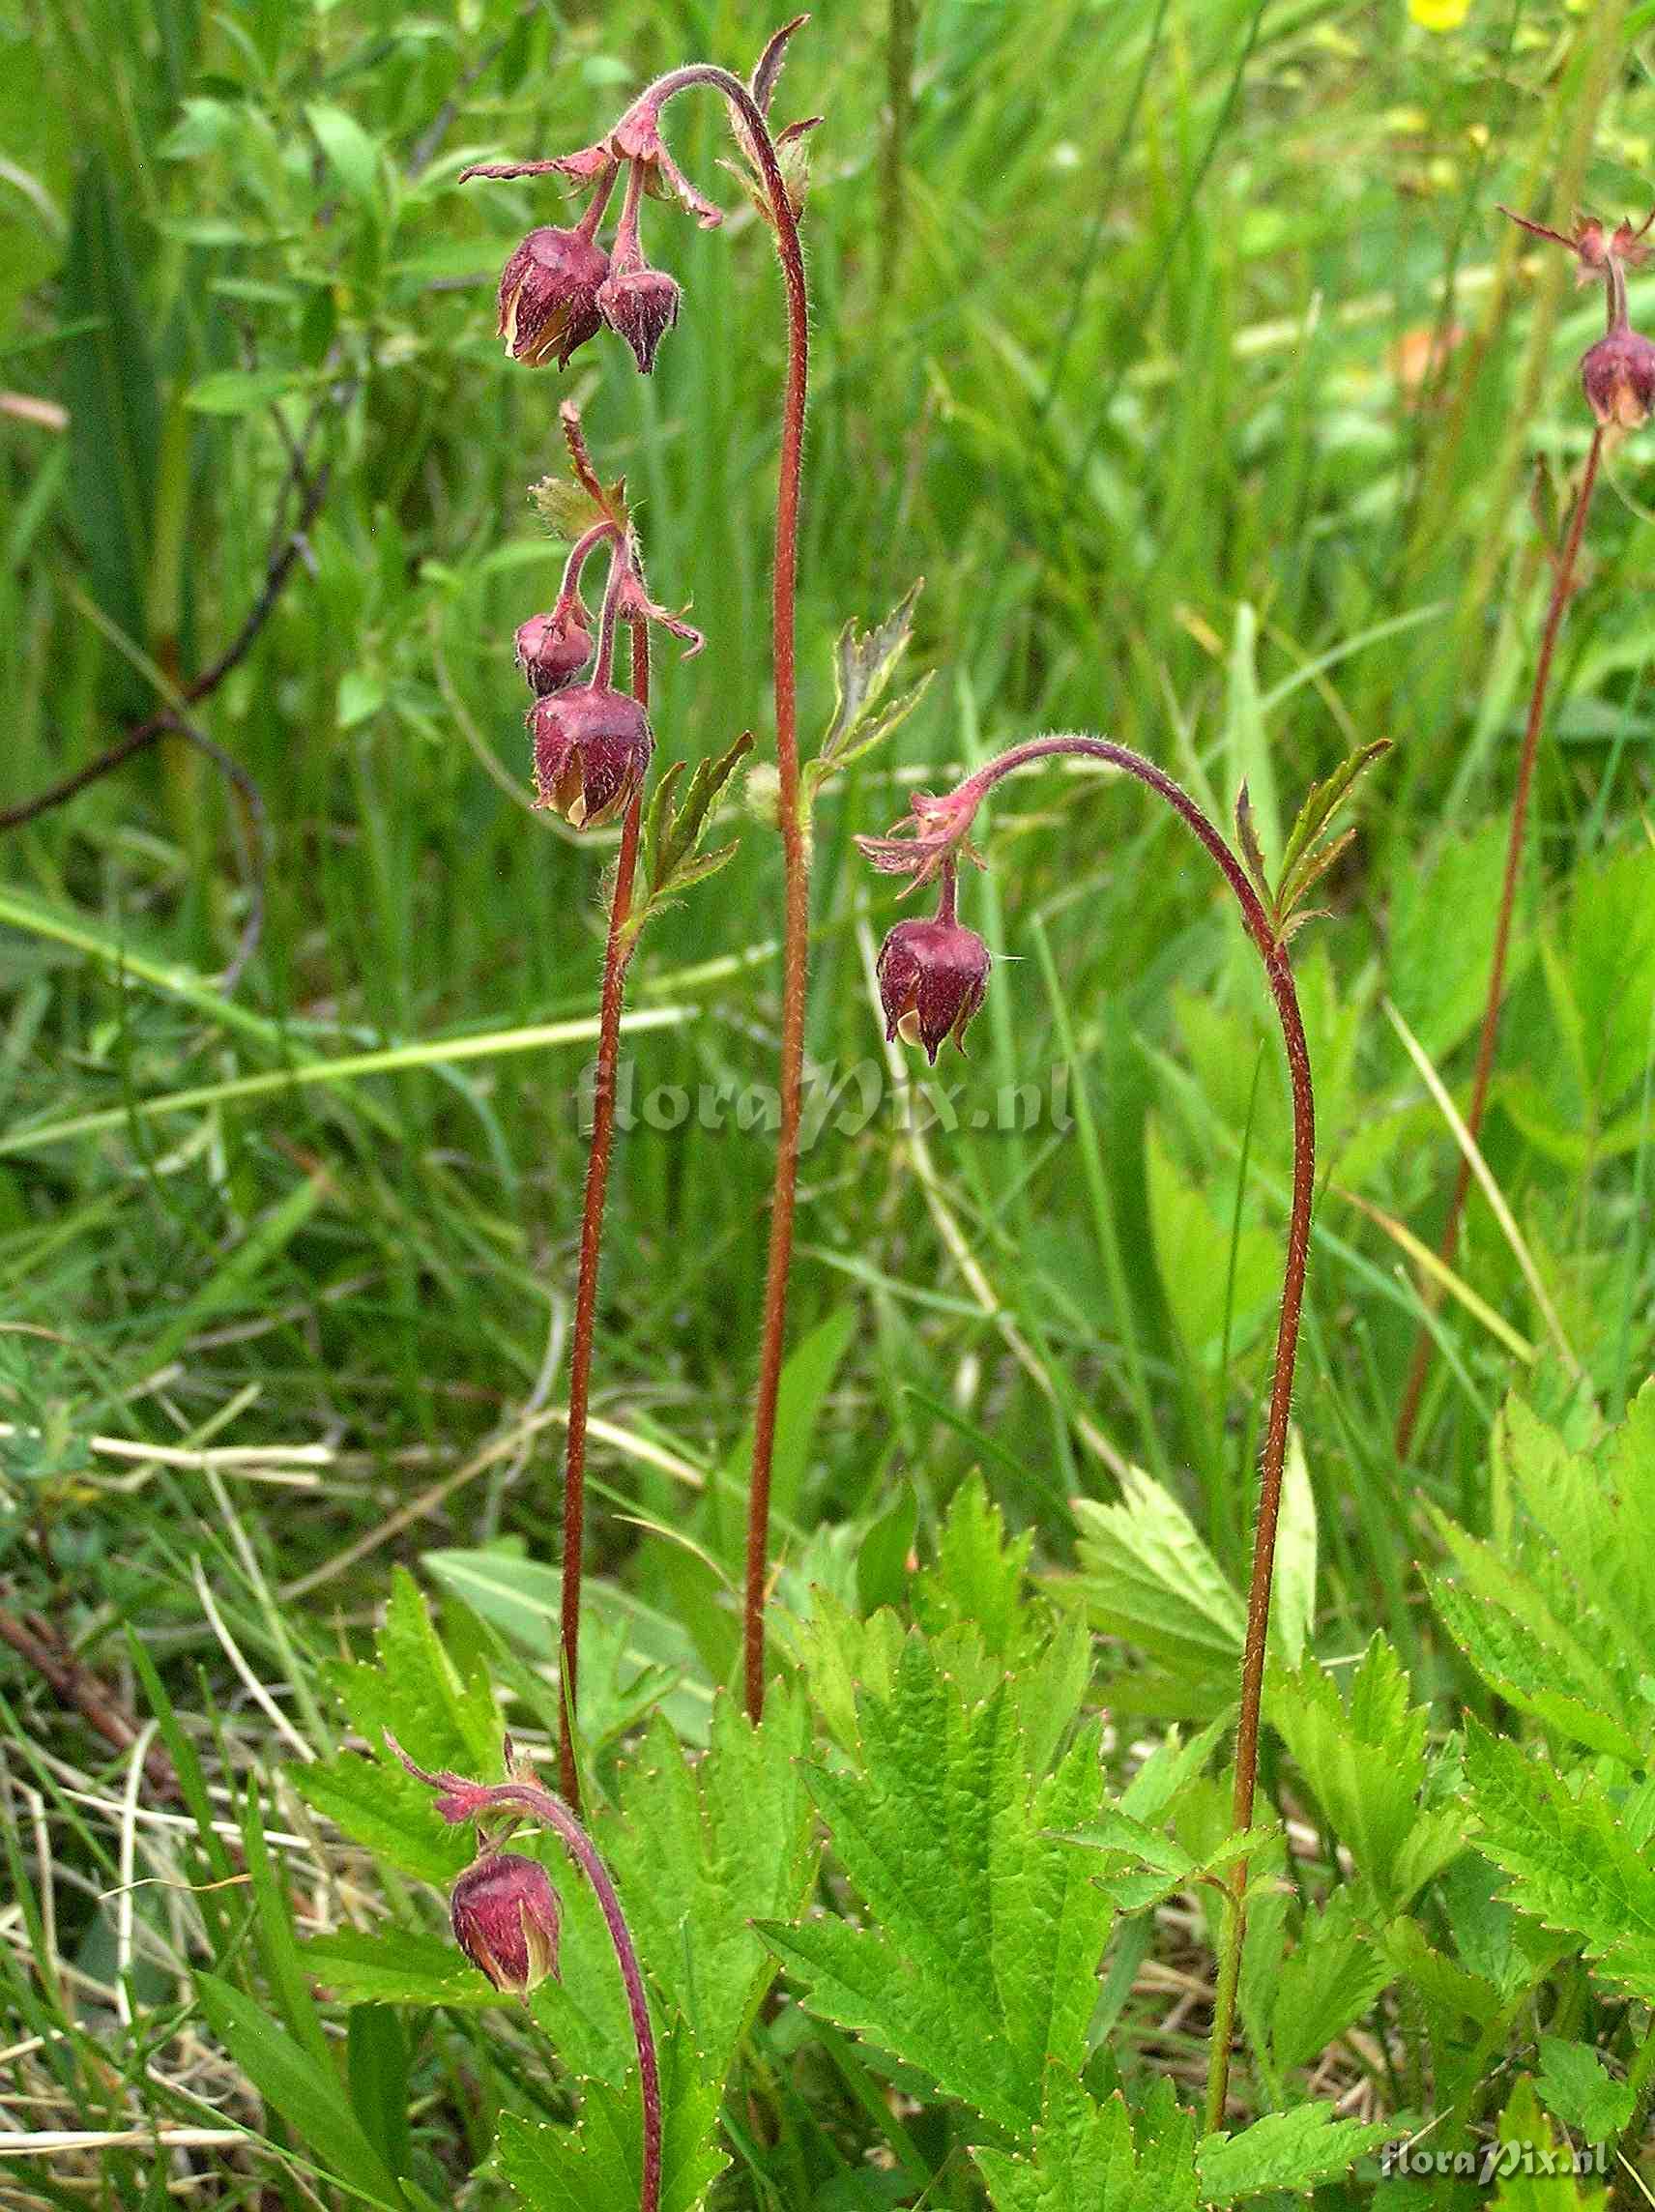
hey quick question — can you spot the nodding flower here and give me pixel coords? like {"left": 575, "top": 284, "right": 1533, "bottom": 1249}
{"left": 1582, "top": 324, "right": 1655, "bottom": 429}
{"left": 529, "top": 684, "right": 653, "bottom": 830}
{"left": 495, "top": 225, "right": 612, "bottom": 368}
{"left": 597, "top": 263, "right": 682, "bottom": 375}
{"left": 1502, "top": 203, "right": 1655, "bottom": 434}
{"left": 450, "top": 1850, "right": 562, "bottom": 1994}
{"left": 876, "top": 914, "right": 991, "bottom": 1062}
{"left": 515, "top": 601, "right": 595, "bottom": 695}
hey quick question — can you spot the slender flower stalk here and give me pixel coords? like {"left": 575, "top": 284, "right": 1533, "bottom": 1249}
{"left": 1393, "top": 429, "right": 1602, "bottom": 1457}
{"left": 556, "top": 610, "right": 648, "bottom": 1809}
{"left": 392, "top": 1737, "right": 660, "bottom": 2212}
{"left": 631, "top": 60, "right": 814, "bottom": 1727}
{"left": 1395, "top": 205, "right": 1653, "bottom": 1458}
{"left": 858, "top": 736, "right": 1317, "bottom": 2131}
{"left": 461, "top": 22, "right": 817, "bottom": 1725}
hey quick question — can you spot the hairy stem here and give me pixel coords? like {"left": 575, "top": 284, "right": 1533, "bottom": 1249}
{"left": 945, "top": 736, "right": 1315, "bottom": 2130}
{"left": 1393, "top": 425, "right": 1603, "bottom": 1460}
{"left": 466, "top": 1777, "right": 661, "bottom": 2212}
{"left": 645, "top": 60, "right": 811, "bottom": 1725}
{"left": 556, "top": 613, "right": 649, "bottom": 1807}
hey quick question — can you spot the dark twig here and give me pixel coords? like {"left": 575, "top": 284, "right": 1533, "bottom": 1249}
{"left": 0, "top": 1603, "right": 179, "bottom": 1801}
{"left": 0, "top": 462, "right": 328, "bottom": 835}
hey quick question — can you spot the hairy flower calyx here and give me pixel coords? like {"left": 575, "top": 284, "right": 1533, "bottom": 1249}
{"left": 496, "top": 226, "right": 611, "bottom": 369}
{"left": 1582, "top": 324, "right": 1655, "bottom": 429}
{"left": 516, "top": 600, "right": 595, "bottom": 695}
{"left": 450, "top": 1849, "right": 562, "bottom": 1994}
{"left": 877, "top": 913, "right": 991, "bottom": 1062}
{"left": 530, "top": 685, "right": 653, "bottom": 829}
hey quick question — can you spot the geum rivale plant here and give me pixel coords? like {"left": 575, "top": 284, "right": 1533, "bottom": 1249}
{"left": 858, "top": 729, "right": 1385, "bottom": 2129}
{"left": 1395, "top": 203, "right": 1655, "bottom": 1457}
{"left": 461, "top": 16, "right": 824, "bottom": 1729}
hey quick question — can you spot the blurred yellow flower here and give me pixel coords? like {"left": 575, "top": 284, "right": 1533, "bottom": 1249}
{"left": 1410, "top": 0, "right": 1471, "bottom": 25}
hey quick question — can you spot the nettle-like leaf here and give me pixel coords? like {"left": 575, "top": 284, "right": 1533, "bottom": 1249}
{"left": 294, "top": 1570, "right": 501, "bottom": 1881}
{"left": 1535, "top": 2037, "right": 1636, "bottom": 2143}
{"left": 506, "top": 1696, "right": 815, "bottom": 2209}
{"left": 499, "top": 2012, "right": 728, "bottom": 2212}
{"left": 1427, "top": 1392, "right": 1655, "bottom": 1763}
{"left": 601, "top": 1689, "right": 817, "bottom": 2086}
{"left": 761, "top": 1630, "right": 1109, "bottom": 2139}
{"left": 1057, "top": 1808, "right": 1274, "bottom": 1918}
{"left": 632, "top": 730, "right": 755, "bottom": 927}
{"left": 913, "top": 1473, "right": 1033, "bottom": 1656}
{"left": 804, "top": 581, "right": 933, "bottom": 801}
{"left": 972, "top": 2070, "right": 1199, "bottom": 2211}
{"left": 1268, "top": 1887, "right": 1394, "bottom": 2075}
{"left": 1067, "top": 1447, "right": 1317, "bottom": 1709}
{"left": 1196, "top": 2103, "right": 1391, "bottom": 2201}
{"left": 1271, "top": 1633, "right": 1462, "bottom": 1907}
{"left": 1463, "top": 1718, "right": 1655, "bottom": 2005}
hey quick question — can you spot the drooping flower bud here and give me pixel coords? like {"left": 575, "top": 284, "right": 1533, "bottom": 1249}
{"left": 1581, "top": 325, "right": 1655, "bottom": 429}
{"left": 529, "top": 684, "right": 653, "bottom": 829}
{"left": 515, "top": 602, "right": 595, "bottom": 695}
{"left": 450, "top": 1850, "right": 562, "bottom": 1994}
{"left": 876, "top": 917, "right": 991, "bottom": 1063}
{"left": 596, "top": 264, "right": 682, "bottom": 375}
{"left": 496, "top": 227, "right": 611, "bottom": 368}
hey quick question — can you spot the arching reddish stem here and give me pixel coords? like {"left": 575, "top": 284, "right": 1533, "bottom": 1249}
{"left": 877, "top": 735, "right": 1316, "bottom": 2129}
{"left": 393, "top": 1744, "right": 661, "bottom": 2212}
{"left": 640, "top": 61, "right": 811, "bottom": 1723}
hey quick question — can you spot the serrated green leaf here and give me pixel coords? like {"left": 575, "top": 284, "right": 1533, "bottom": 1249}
{"left": 498, "top": 2013, "right": 729, "bottom": 2212}
{"left": 302, "top": 1925, "right": 507, "bottom": 2009}
{"left": 1197, "top": 2103, "right": 1389, "bottom": 2200}
{"left": 972, "top": 2069, "right": 1199, "bottom": 2211}
{"left": 1491, "top": 2077, "right": 1611, "bottom": 2209}
{"left": 292, "top": 1569, "right": 501, "bottom": 1880}
{"left": 1071, "top": 1470, "right": 1246, "bottom": 1675}
{"left": 528, "top": 476, "right": 618, "bottom": 542}
{"left": 1429, "top": 1573, "right": 1645, "bottom": 1764}
{"left": 1270, "top": 1890, "right": 1392, "bottom": 2072}
{"left": 640, "top": 731, "right": 755, "bottom": 917}
{"left": 816, "top": 580, "right": 926, "bottom": 772}
{"left": 1274, "top": 740, "right": 1388, "bottom": 920}
{"left": 602, "top": 1690, "right": 817, "bottom": 2085}
{"left": 762, "top": 1634, "right": 1113, "bottom": 2137}
{"left": 1382, "top": 1912, "right": 1504, "bottom": 2027}
{"left": 1536, "top": 2038, "right": 1636, "bottom": 2142}
{"left": 808, "top": 672, "right": 933, "bottom": 796}
{"left": 1463, "top": 1718, "right": 1655, "bottom": 2004}
{"left": 914, "top": 1476, "right": 1032, "bottom": 1657}
{"left": 1272, "top": 1635, "right": 1439, "bottom": 1906}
